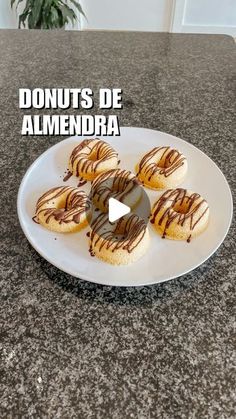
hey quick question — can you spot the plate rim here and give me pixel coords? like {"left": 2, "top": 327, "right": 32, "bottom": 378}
{"left": 17, "top": 126, "right": 233, "bottom": 287}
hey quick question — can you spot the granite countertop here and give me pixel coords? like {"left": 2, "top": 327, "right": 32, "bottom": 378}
{"left": 0, "top": 30, "right": 235, "bottom": 418}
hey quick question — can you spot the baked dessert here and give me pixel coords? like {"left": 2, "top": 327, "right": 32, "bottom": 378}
{"left": 150, "top": 188, "right": 209, "bottom": 242}
{"left": 91, "top": 168, "right": 142, "bottom": 212}
{"left": 34, "top": 186, "right": 91, "bottom": 233}
{"left": 136, "top": 146, "right": 187, "bottom": 190}
{"left": 89, "top": 213, "right": 150, "bottom": 265}
{"left": 68, "top": 138, "right": 119, "bottom": 181}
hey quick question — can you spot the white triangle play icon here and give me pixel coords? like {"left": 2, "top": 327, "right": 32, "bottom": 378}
{"left": 108, "top": 197, "right": 131, "bottom": 223}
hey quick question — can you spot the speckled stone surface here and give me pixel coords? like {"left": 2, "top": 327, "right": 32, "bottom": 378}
{"left": 0, "top": 30, "right": 235, "bottom": 418}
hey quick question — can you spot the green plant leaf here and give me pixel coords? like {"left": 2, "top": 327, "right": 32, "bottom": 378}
{"left": 58, "top": 4, "right": 76, "bottom": 24}
{"left": 27, "top": 12, "right": 34, "bottom": 29}
{"left": 69, "top": 0, "right": 86, "bottom": 18}
{"left": 13, "top": 0, "right": 84, "bottom": 29}
{"left": 18, "top": 10, "right": 29, "bottom": 28}
{"left": 50, "top": 6, "right": 61, "bottom": 28}
{"left": 30, "top": 0, "right": 44, "bottom": 28}
{"left": 17, "top": 0, "right": 31, "bottom": 28}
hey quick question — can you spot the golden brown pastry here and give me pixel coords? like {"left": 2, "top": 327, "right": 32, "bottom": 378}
{"left": 151, "top": 188, "right": 209, "bottom": 242}
{"left": 34, "top": 186, "right": 91, "bottom": 233}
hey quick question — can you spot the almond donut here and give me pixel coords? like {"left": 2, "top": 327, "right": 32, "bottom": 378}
{"left": 89, "top": 213, "right": 150, "bottom": 265}
{"left": 91, "top": 168, "right": 142, "bottom": 213}
{"left": 150, "top": 188, "right": 209, "bottom": 242}
{"left": 136, "top": 146, "right": 187, "bottom": 190}
{"left": 68, "top": 138, "right": 119, "bottom": 181}
{"left": 34, "top": 186, "right": 92, "bottom": 233}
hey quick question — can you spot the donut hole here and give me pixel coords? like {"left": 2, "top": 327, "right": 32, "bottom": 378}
{"left": 53, "top": 198, "right": 67, "bottom": 220}
{"left": 53, "top": 208, "right": 66, "bottom": 221}
{"left": 156, "top": 157, "right": 168, "bottom": 169}
{"left": 88, "top": 146, "right": 106, "bottom": 162}
{"left": 157, "top": 150, "right": 178, "bottom": 169}
{"left": 88, "top": 150, "right": 99, "bottom": 162}
{"left": 173, "top": 198, "right": 189, "bottom": 214}
{"left": 53, "top": 198, "right": 66, "bottom": 210}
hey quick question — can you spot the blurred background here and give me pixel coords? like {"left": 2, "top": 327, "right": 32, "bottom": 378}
{"left": 0, "top": 0, "right": 235, "bottom": 36}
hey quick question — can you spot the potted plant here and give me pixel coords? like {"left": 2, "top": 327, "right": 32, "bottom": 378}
{"left": 11, "top": 0, "right": 86, "bottom": 29}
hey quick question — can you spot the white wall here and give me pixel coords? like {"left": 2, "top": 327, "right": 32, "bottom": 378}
{"left": 0, "top": 0, "right": 18, "bottom": 28}
{"left": 172, "top": 0, "right": 236, "bottom": 36}
{"left": 80, "top": 0, "right": 173, "bottom": 31}
{"left": 185, "top": 0, "right": 236, "bottom": 26}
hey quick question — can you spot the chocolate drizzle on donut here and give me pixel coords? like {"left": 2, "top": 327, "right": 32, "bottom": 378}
{"left": 91, "top": 169, "right": 139, "bottom": 209}
{"left": 69, "top": 139, "right": 118, "bottom": 177}
{"left": 35, "top": 186, "right": 91, "bottom": 225}
{"left": 89, "top": 246, "right": 95, "bottom": 257}
{"left": 137, "top": 146, "right": 186, "bottom": 180}
{"left": 90, "top": 213, "right": 147, "bottom": 254}
{"left": 32, "top": 215, "right": 40, "bottom": 224}
{"left": 151, "top": 188, "right": 209, "bottom": 241}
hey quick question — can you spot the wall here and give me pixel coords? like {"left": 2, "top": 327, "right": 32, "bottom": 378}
{"left": 0, "top": 0, "right": 18, "bottom": 28}
{"left": 80, "top": 0, "right": 173, "bottom": 31}
{"left": 172, "top": 0, "right": 236, "bottom": 36}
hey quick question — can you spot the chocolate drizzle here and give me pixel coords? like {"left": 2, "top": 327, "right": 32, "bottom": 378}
{"left": 35, "top": 186, "right": 91, "bottom": 225}
{"left": 77, "top": 178, "right": 87, "bottom": 187}
{"left": 89, "top": 246, "right": 95, "bottom": 257}
{"left": 137, "top": 146, "right": 186, "bottom": 180}
{"left": 69, "top": 138, "right": 118, "bottom": 178}
{"left": 151, "top": 188, "right": 209, "bottom": 241}
{"left": 90, "top": 213, "right": 146, "bottom": 254}
{"left": 91, "top": 169, "right": 139, "bottom": 209}
{"left": 63, "top": 170, "right": 72, "bottom": 182}
{"left": 32, "top": 215, "right": 39, "bottom": 224}
{"left": 63, "top": 167, "right": 87, "bottom": 187}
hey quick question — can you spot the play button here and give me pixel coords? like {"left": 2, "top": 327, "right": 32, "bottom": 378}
{"left": 108, "top": 197, "right": 130, "bottom": 223}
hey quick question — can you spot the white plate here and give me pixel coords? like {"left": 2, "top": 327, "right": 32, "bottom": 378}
{"left": 17, "top": 127, "right": 233, "bottom": 287}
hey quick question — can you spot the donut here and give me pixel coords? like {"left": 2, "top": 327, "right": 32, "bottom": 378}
{"left": 91, "top": 168, "right": 142, "bottom": 213}
{"left": 68, "top": 138, "right": 119, "bottom": 181}
{"left": 150, "top": 188, "right": 209, "bottom": 242}
{"left": 34, "top": 186, "right": 92, "bottom": 233}
{"left": 136, "top": 146, "right": 187, "bottom": 190}
{"left": 89, "top": 213, "right": 150, "bottom": 265}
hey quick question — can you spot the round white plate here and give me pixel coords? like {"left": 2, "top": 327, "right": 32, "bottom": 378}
{"left": 17, "top": 127, "right": 233, "bottom": 287}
